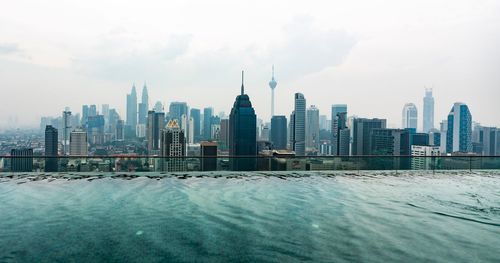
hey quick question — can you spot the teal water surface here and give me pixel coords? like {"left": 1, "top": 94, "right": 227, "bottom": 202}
{"left": 0, "top": 171, "right": 499, "bottom": 262}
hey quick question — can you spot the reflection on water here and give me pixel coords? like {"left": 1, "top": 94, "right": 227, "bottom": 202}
{"left": 1, "top": 171, "right": 499, "bottom": 262}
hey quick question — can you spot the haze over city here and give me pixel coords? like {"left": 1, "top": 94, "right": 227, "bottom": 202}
{"left": 0, "top": 0, "right": 499, "bottom": 129}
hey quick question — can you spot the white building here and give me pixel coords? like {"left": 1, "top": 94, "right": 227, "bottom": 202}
{"left": 411, "top": 145, "right": 440, "bottom": 170}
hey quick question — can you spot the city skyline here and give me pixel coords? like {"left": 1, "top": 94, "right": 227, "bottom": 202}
{"left": 1, "top": 0, "right": 499, "bottom": 129}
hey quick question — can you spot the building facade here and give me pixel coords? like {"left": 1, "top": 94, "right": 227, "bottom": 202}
{"left": 229, "top": 72, "right": 257, "bottom": 171}
{"left": 45, "top": 125, "right": 58, "bottom": 172}
{"left": 446, "top": 102, "right": 472, "bottom": 153}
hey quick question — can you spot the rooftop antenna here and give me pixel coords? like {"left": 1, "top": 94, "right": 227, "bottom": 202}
{"left": 241, "top": 70, "right": 244, "bottom": 95}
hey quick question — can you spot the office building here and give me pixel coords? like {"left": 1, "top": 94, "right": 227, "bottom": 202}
{"left": 332, "top": 105, "right": 349, "bottom": 156}
{"left": 45, "top": 125, "right": 58, "bottom": 172}
{"left": 126, "top": 84, "right": 138, "bottom": 135}
{"left": 138, "top": 83, "right": 149, "bottom": 124}
{"left": 291, "top": 93, "right": 306, "bottom": 156}
{"left": 218, "top": 119, "right": 230, "bottom": 151}
{"left": 203, "top": 107, "right": 213, "bottom": 140}
{"left": 402, "top": 103, "right": 418, "bottom": 130}
{"left": 190, "top": 108, "right": 201, "bottom": 143}
{"left": 115, "top": 120, "right": 125, "bottom": 141}
{"left": 147, "top": 110, "right": 165, "bottom": 153}
{"left": 352, "top": 118, "right": 387, "bottom": 155}
{"left": 446, "top": 102, "right": 472, "bottom": 153}
{"left": 70, "top": 129, "right": 88, "bottom": 156}
{"left": 423, "top": 88, "right": 435, "bottom": 132}
{"left": 201, "top": 141, "right": 218, "bottom": 171}
{"left": 229, "top": 71, "right": 257, "bottom": 171}
{"left": 62, "top": 110, "right": 72, "bottom": 155}
{"left": 160, "top": 119, "right": 186, "bottom": 172}
{"left": 271, "top": 116, "right": 287, "bottom": 150}
{"left": 10, "top": 148, "right": 33, "bottom": 172}
{"left": 306, "top": 105, "right": 320, "bottom": 151}
{"left": 87, "top": 115, "right": 105, "bottom": 145}
{"left": 411, "top": 145, "right": 441, "bottom": 170}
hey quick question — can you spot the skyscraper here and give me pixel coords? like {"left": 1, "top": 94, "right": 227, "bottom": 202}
{"left": 423, "top": 88, "right": 435, "bottom": 132}
{"left": 446, "top": 102, "right": 472, "bottom": 153}
{"left": 70, "top": 129, "right": 88, "bottom": 156}
{"left": 306, "top": 105, "right": 320, "bottom": 151}
{"left": 291, "top": 93, "right": 306, "bottom": 156}
{"left": 229, "top": 71, "right": 257, "bottom": 171}
{"left": 161, "top": 119, "right": 186, "bottom": 172}
{"left": 333, "top": 112, "right": 350, "bottom": 156}
{"left": 352, "top": 118, "right": 387, "bottom": 155}
{"left": 147, "top": 110, "right": 165, "bottom": 153}
{"left": 402, "top": 103, "right": 418, "bottom": 130}
{"left": 87, "top": 115, "right": 105, "bottom": 145}
{"left": 126, "top": 84, "right": 138, "bottom": 134}
{"left": 190, "top": 108, "right": 201, "bottom": 143}
{"left": 203, "top": 107, "right": 213, "bottom": 140}
{"left": 138, "top": 83, "right": 149, "bottom": 125}
{"left": 271, "top": 115, "right": 287, "bottom": 150}
{"left": 269, "top": 65, "right": 277, "bottom": 118}
{"left": 62, "top": 110, "right": 72, "bottom": 155}
{"left": 81, "top": 105, "right": 89, "bottom": 126}
{"left": 45, "top": 125, "right": 58, "bottom": 172}
{"left": 169, "top": 102, "right": 188, "bottom": 123}
{"left": 331, "top": 104, "right": 348, "bottom": 155}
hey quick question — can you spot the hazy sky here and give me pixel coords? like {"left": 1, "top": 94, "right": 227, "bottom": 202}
{"left": 0, "top": 0, "right": 499, "bottom": 130}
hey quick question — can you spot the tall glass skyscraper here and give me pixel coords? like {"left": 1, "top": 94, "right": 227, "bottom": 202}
{"left": 331, "top": 104, "right": 348, "bottom": 155}
{"left": 306, "top": 105, "right": 320, "bottom": 151}
{"left": 423, "top": 88, "right": 434, "bottom": 132}
{"left": 402, "top": 103, "right": 418, "bottom": 130}
{"left": 203, "top": 107, "right": 214, "bottom": 140}
{"left": 271, "top": 115, "right": 287, "bottom": 150}
{"left": 190, "top": 108, "right": 201, "bottom": 143}
{"left": 446, "top": 102, "right": 472, "bottom": 153}
{"left": 44, "top": 125, "right": 58, "bottom": 172}
{"left": 291, "top": 93, "right": 306, "bottom": 156}
{"left": 229, "top": 71, "right": 257, "bottom": 171}
{"left": 126, "top": 84, "right": 138, "bottom": 134}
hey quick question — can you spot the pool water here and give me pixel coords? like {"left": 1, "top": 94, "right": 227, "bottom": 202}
{"left": 1, "top": 171, "right": 499, "bottom": 262}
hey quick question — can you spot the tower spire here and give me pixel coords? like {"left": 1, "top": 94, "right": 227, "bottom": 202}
{"left": 241, "top": 70, "right": 244, "bottom": 95}
{"left": 272, "top": 64, "right": 275, "bottom": 80}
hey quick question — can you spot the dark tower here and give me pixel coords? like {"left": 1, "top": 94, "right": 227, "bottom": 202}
{"left": 45, "top": 125, "right": 58, "bottom": 172}
{"left": 229, "top": 71, "right": 257, "bottom": 171}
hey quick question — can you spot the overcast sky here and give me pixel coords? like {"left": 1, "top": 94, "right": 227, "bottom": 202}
{"left": 0, "top": 0, "right": 499, "bottom": 130}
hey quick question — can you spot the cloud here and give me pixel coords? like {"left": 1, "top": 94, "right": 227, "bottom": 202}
{"left": 72, "top": 34, "right": 192, "bottom": 81}
{"left": 0, "top": 43, "right": 21, "bottom": 54}
{"left": 71, "top": 17, "right": 357, "bottom": 84}
{"left": 268, "top": 16, "right": 358, "bottom": 79}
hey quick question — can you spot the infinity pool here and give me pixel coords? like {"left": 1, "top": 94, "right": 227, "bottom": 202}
{"left": 1, "top": 171, "right": 499, "bottom": 262}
